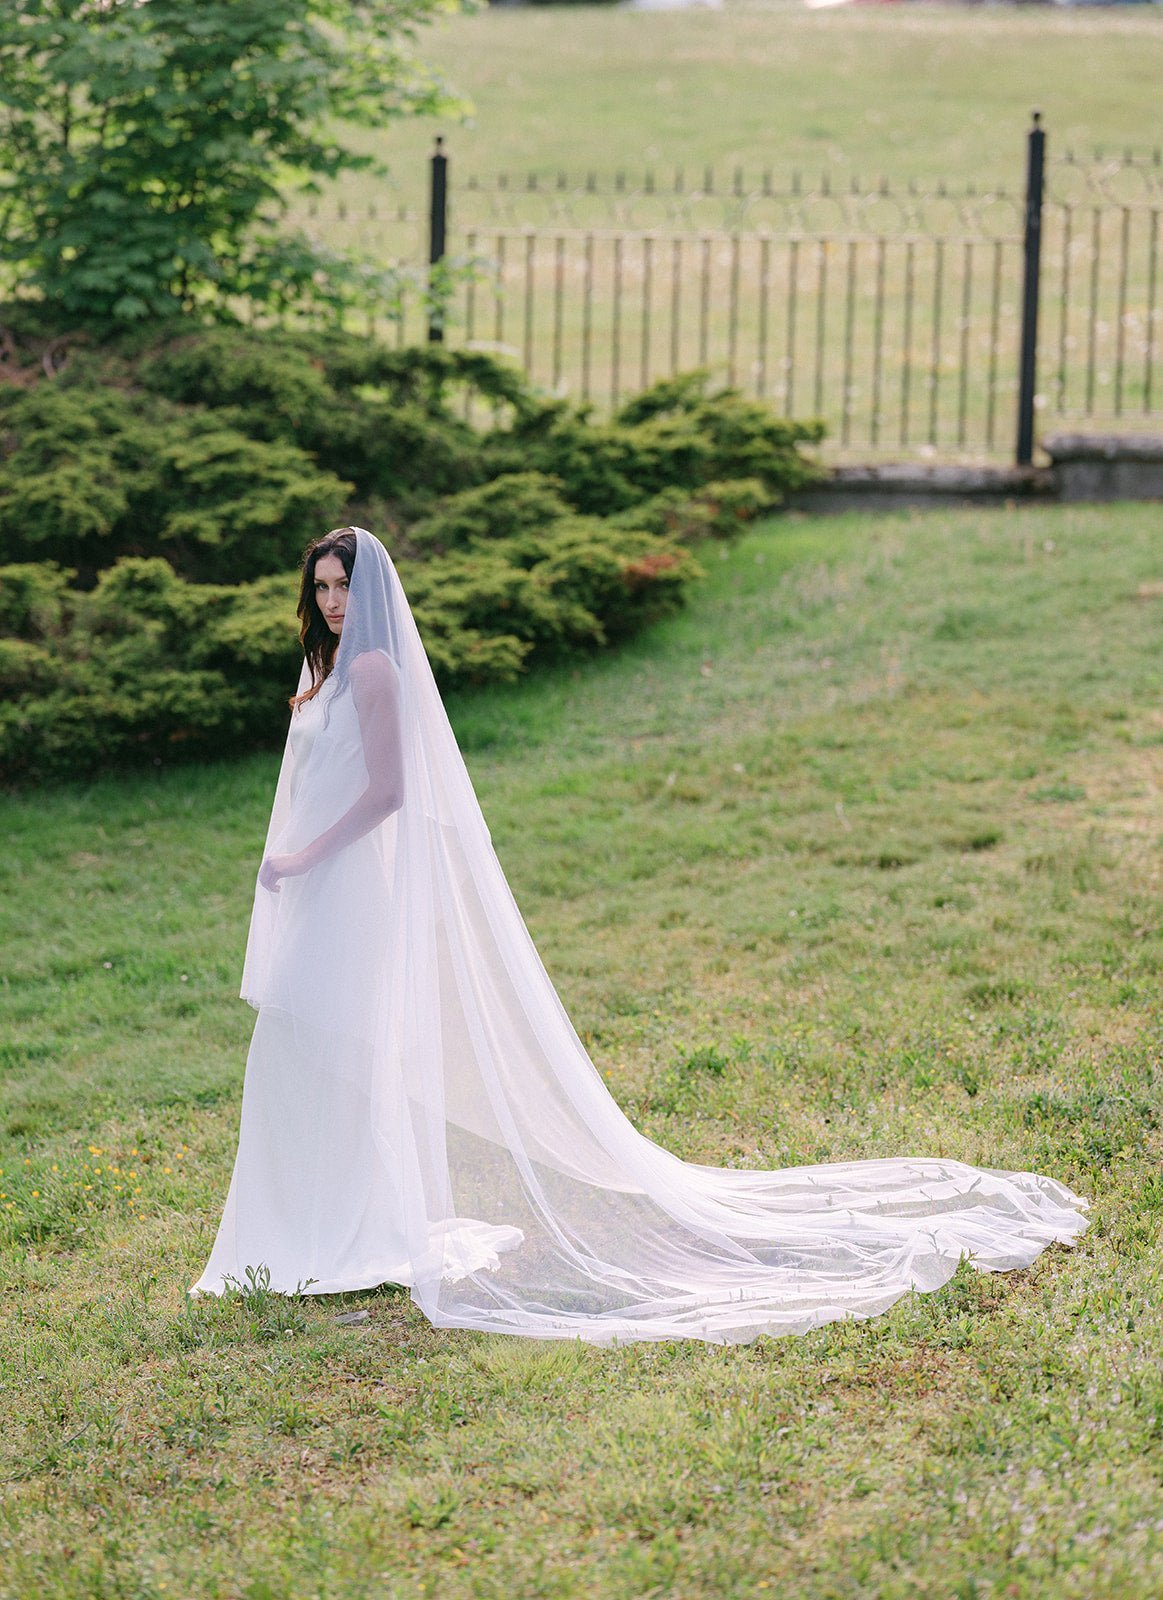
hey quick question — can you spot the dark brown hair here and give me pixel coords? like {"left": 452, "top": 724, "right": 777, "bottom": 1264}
{"left": 291, "top": 527, "right": 358, "bottom": 709}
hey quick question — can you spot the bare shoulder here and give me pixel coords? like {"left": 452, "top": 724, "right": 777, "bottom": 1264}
{"left": 350, "top": 649, "right": 400, "bottom": 691}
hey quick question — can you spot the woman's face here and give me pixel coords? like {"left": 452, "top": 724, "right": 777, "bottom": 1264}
{"left": 314, "top": 553, "right": 349, "bottom": 635}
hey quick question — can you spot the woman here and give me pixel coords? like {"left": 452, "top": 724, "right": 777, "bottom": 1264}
{"left": 193, "top": 527, "right": 1088, "bottom": 1343}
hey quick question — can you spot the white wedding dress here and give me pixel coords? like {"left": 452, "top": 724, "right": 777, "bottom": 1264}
{"left": 192, "top": 530, "right": 1088, "bottom": 1343}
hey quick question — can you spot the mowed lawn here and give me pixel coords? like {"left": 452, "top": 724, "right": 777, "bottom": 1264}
{"left": 345, "top": 0, "right": 1163, "bottom": 193}
{"left": 1, "top": 503, "right": 1162, "bottom": 1598}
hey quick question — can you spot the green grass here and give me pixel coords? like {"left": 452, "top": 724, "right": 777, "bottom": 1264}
{"left": 364, "top": 1, "right": 1163, "bottom": 193}
{"left": 2, "top": 502, "right": 1163, "bottom": 1597}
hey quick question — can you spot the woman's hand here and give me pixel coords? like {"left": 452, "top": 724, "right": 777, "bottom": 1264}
{"left": 259, "top": 851, "right": 309, "bottom": 894}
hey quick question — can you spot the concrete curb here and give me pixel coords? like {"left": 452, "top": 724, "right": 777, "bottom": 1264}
{"left": 789, "top": 434, "right": 1163, "bottom": 513}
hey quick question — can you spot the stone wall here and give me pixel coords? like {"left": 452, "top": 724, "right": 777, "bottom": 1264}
{"left": 790, "top": 434, "right": 1163, "bottom": 514}
{"left": 1042, "top": 434, "right": 1163, "bottom": 504}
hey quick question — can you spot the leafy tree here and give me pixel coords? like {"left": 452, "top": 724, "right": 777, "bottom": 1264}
{"left": 0, "top": 0, "right": 455, "bottom": 324}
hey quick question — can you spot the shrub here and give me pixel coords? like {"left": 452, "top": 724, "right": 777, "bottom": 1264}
{"left": 0, "top": 637, "right": 57, "bottom": 698}
{"left": 0, "top": 520, "right": 701, "bottom": 782}
{"left": 0, "top": 325, "right": 823, "bottom": 784}
{"left": 193, "top": 572, "right": 302, "bottom": 674}
{"left": 0, "top": 386, "right": 164, "bottom": 567}
{"left": 610, "top": 479, "right": 773, "bottom": 544}
{"left": 398, "top": 517, "right": 702, "bottom": 685}
{"left": 407, "top": 473, "right": 575, "bottom": 556}
{"left": 1, "top": 328, "right": 821, "bottom": 569}
{"left": 155, "top": 419, "right": 351, "bottom": 583}
{"left": 134, "top": 333, "right": 525, "bottom": 511}
{"left": 0, "top": 380, "right": 351, "bottom": 583}
{"left": 0, "top": 561, "right": 74, "bottom": 638}
{"left": 0, "top": 557, "right": 294, "bottom": 783}
{"left": 484, "top": 372, "right": 824, "bottom": 516}
{"left": 104, "top": 335, "right": 822, "bottom": 526}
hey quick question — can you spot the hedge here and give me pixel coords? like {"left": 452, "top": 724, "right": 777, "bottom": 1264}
{"left": 0, "top": 321, "right": 823, "bottom": 784}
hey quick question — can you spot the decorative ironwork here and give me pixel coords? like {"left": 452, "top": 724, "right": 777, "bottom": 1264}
{"left": 298, "top": 132, "right": 1163, "bottom": 461}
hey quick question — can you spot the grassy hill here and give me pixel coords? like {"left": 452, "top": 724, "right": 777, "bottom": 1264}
{"left": 2, "top": 502, "right": 1162, "bottom": 1597}
{"left": 341, "top": 0, "right": 1163, "bottom": 192}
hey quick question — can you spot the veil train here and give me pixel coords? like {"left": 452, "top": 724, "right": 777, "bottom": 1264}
{"left": 192, "top": 529, "right": 1089, "bottom": 1343}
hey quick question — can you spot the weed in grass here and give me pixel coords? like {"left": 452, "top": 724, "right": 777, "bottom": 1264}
{"left": 403, "top": 1481, "right": 462, "bottom": 1531}
{"left": 1033, "top": 782, "right": 1088, "bottom": 804}
{"left": 644, "top": 1043, "right": 733, "bottom": 1116}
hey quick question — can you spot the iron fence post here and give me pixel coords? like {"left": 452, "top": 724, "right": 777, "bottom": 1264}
{"left": 427, "top": 136, "right": 448, "bottom": 344}
{"left": 1016, "top": 111, "right": 1046, "bottom": 466}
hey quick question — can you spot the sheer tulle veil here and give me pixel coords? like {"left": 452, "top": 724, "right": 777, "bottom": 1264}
{"left": 193, "top": 528, "right": 1089, "bottom": 1343}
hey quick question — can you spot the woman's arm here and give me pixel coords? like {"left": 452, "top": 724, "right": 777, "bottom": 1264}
{"left": 259, "top": 652, "right": 404, "bottom": 893}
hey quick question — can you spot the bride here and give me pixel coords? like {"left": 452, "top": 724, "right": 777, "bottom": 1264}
{"left": 192, "top": 526, "right": 1088, "bottom": 1343}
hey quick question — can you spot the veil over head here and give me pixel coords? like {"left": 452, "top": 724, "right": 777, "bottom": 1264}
{"left": 197, "top": 528, "right": 1088, "bottom": 1342}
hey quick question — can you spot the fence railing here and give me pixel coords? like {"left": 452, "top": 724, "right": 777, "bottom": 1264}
{"left": 290, "top": 121, "right": 1163, "bottom": 463}
{"left": 453, "top": 227, "right": 1031, "bottom": 456}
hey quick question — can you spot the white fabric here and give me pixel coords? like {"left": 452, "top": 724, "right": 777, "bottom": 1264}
{"left": 193, "top": 529, "right": 1089, "bottom": 1342}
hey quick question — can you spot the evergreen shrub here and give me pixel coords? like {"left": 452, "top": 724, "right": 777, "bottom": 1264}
{"left": 0, "top": 380, "right": 351, "bottom": 583}
{"left": 0, "top": 323, "right": 822, "bottom": 784}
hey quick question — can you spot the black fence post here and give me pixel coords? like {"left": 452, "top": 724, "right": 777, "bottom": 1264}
{"left": 1016, "top": 111, "right": 1046, "bottom": 466}
{"left": 427, "top": 136, "right": 448, "bottom": 344}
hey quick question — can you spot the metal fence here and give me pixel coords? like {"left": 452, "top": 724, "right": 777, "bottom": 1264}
{"left": 454, "top": 224, "right": 1024, "bottom": 453}
{"left": 294, "top": 121, "right": 1163, "bottom": 463}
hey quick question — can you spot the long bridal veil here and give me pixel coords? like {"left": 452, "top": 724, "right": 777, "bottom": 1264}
{"left": 193, "top": 529, "right": 1088, "bottom": 1343}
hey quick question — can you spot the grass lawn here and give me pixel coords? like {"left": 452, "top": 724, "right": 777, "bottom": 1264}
{"left": 2, "top": 502, "right": 1162, "bottom": 1597}
{"left": 351, "top": 1, "right": 1163, "bottom": 194}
